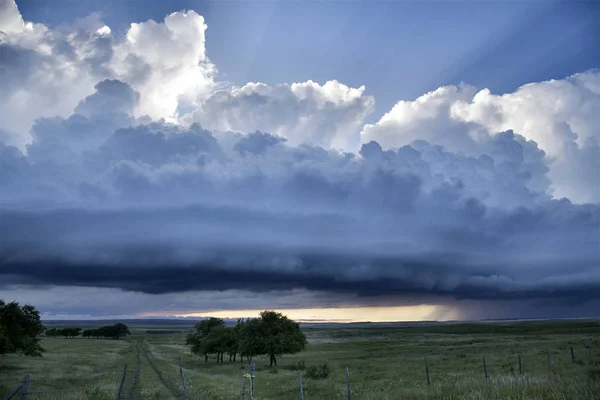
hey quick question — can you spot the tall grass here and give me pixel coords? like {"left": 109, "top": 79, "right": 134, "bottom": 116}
{"left": 1, "top": 320, "right": 598, "bottom": 399}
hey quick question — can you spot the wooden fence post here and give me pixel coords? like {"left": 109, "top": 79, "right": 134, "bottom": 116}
{"left": 345, "top": 367, "right": 351, "bottom": 400}
{"left": 298, "top": 370, "right": 304, "bottom": 400}
{"left": 509, "top": 358, "right": 514, "bottom": 377}
{"left": 570, "top": 347, "right": 575, "bottom": 363}
{"left": 482, "top": 356, "right": 488, "bottom": 380}
{"left": 250, "top": 361, "right": 255, "bottom": 399}
{"left": 424, "top": 358, "right": 430, "bottom": 387}
{"left": 19, "top": 374, "right": 30, "bottom": 400}
{"left": 4, "top": 378, "right": 24, "bottom": 400}
{"left": 589, "top": 346, "right": 593, "bottom": 360}
{"left": 116, "top": 364, "right": 127, "bottom": 400}
{"left": 518, "top": 354, "right": 522, "bottom": 375}
{"left": 241, "top": 366, "right": 247, "bottom": 400}
{"left": 179, "top": 357, "right": 189, "bottom": 400}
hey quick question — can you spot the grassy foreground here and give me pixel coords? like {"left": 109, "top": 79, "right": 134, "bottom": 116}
{"left": 1, "top": 320, "right": 599, "bottom": 399}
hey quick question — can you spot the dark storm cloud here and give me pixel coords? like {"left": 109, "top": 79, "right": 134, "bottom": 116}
{"left": 0, "top": 202, "right": 598, "bottom": 304}
{"left": 2, "top": 255, "right": 598, "bottom": 302}
{"left": 1, "top": 79, "right": 599, "bottom": 314}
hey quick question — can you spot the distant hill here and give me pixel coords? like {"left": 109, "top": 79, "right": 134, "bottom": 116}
{"left": 41, "top": 317, "right": 600, "bottom": 329}
{"left": 42, "top": 318, "right": 205, "bottom": 327}
{"left": 40, "top": 318, "right": 447, "bottom": 327}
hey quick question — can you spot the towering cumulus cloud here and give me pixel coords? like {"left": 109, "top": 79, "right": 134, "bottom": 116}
{"left": 0, "top": 0, "right": 598, "bottom": 320}
{"left": 186, "top": 80, "right": 375, "bottom": 150}
{"left": 0, "top": 1, "right": 215, "bottom": 148}
{"left": 362, "top": 71, "right": 600, "bottom": 203}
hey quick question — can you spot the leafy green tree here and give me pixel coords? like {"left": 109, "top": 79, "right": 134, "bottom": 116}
{"left": 185, "top": 313, "right": 307, "bottom": 366}
{"left": 45, "top": 328, "right": 59, "bottom": 337}
{"left": 205, "top": 326, "right": 239, "bottom": 363}
{"left": 0, "top": 299, "right": 45, "bottom": 357}
{"left": 258, "top": 311, "right": 307, "bottom": 367}
{"left": 186, "top": 317, "right": 225, "bottom": 362}
{"left": 113, "top": 323, "right": 131, "bottom": 339}
{"left": 90, "top": 328, "right": 103, "bottom": 339}
{"left": 193, "top": 317, "right": 225, "bottom": 337}
{"left": 0, "top": 325, "right": 9, "bottom": 354}
{"left": 206, "top": 326, "right": 229, "bottom": 363}
{"left": 57, "top": 327, "right": 82, "bottom": 338}
{"left": 45, "top": 324, "right": 129, "bottom": 340}
{"left": 239, "top": 318, "right": 264, "bottom": 363}
{"left": 86, "top": 324, "right": 130, "bottom": 339}
{"left": 228, "top": 319, "right": 245, "bottom": 362}
{"left": 235, "top": 319, "right": 246, "bottom": 362}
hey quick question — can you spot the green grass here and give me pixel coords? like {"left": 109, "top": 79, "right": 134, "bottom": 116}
{"left": 0, "top": 337, "right": 133, "bottom": 400}
{"left": 1, "top": 320, "right": 599, "bottom": 399}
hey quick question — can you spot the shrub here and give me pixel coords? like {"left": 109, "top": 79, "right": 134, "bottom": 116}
{"left": 284, "top": 360, "right": 306, "bottom": 371}
{"left": 587, "top": 364, "right": 600, "bottom": 379}
{"left": 305, "top": 363, "right": 330, "bottom": 380}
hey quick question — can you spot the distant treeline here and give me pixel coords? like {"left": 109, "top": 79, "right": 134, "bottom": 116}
{"left": 44, "top": 323, "right": 130, "bottom": 339}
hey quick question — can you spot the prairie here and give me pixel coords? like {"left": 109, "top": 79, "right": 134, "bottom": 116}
{"left": 1, "top": 320, "right": 599, "bottom": 399}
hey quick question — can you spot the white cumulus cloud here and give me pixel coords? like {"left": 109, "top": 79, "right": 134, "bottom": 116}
{"left": 362, "top": 71, "right": 600, "bottom": 203}
{"left": 0, "top": 1, "right": 215, "bottom": 148}
{"left": 186, "top": 80, "right": 374, "bottom": 150}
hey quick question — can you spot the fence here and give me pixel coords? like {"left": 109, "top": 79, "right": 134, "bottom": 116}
{"left": 243, "top": 344, "right": 596, "bottom": 400}
{"left": 3, "top": 374, "right": 28, "bottom": 400}
{"left": 3, "top": 373, "right": 117, "bottom": 400}
{"left": 238, "top": 344, "right": 596, "bottom": 400}
{"left": 3, "top": 363, "right": 190, "bottom": 400}
{"left": 4, "top": 344, "right": 595, "bottom": 400}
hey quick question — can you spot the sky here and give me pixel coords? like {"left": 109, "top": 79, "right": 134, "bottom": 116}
{"left": 0, "top": 0, "right": 599, "bottom": 322}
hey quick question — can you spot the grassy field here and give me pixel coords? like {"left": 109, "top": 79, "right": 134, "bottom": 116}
{"left": 1, "top": 320, "right": 599, "bottom": 399}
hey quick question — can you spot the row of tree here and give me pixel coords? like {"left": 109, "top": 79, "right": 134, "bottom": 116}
{"left": 83, "top": 324, "right": 130, "bottom": 339}
{"left": 0, "top": 300, "right": 45, "bottom": 357}
{"left": 45, "top": 327, "right": 82, "bottom": 338}
{"left": 45, "top": 323, "right": 131, "bottom": 339}
{"left": 186, "top": 311, "right": 307, "bottom": 367}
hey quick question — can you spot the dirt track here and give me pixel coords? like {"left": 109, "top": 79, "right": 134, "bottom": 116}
{"left": 123, "top": 339, "right": 192, "bottom": 400}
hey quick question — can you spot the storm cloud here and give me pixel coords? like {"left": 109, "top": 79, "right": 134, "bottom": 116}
{"left": 0, "top": 0, "right": 599, "bottom": 319}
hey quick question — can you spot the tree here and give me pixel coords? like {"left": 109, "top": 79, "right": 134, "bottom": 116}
{"left": 45, "top": 324, "right": 129, "bottom": 340}
{"left": 45, "top": 328, "right": 59, "bottom": 337}
{"left": 205, "top": 326, "right": 232, "bottom": 363}
{"left": 238, "top": 318, "right": 264, "bottom": 363}
{"left": 186, "top": 318, "right": 225, "bottom": 362}
{"left": 229, "top": 319, "right": 245, "bottom": 362}
{"left": 112, "top": 323, "right": 131, "bottom": 339}
{"left": 58, "top": 327, "right": 82, "bottom": 338}
{"left": 192, "top": 317, "right": 225, "bottom": 337}
{"left": 0, "top": 299, "right": 45, "bottom": 357}
{"left": 257, "top": 311, "right": 307, "bottom": 367}
{"left": 185, "top": 312, "right": 307, "bottom": 367}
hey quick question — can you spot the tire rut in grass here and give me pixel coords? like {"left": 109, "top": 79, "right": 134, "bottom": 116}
{"left": 125, "top": 340, "right": 143, "bottom": 400}
{"left": 142, "top": 341, "right": 182, "bottom": 400}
